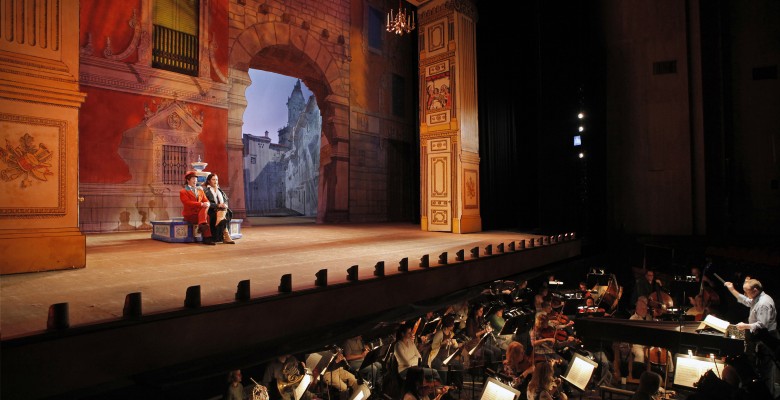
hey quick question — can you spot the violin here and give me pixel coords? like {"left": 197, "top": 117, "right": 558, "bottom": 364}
{"left": 539, "top": 325, "right": 571, "bottom": 343}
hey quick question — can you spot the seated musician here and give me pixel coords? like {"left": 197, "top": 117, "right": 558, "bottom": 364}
{"left": 394, "top": 323, "right": 442, "bottom": 382}
{"left": 539, "top": 300, "right": 574, "bottom": 332}
{"left": 526, "top": 360, "right": 568, "bottom": 400}
{"left": 401, "top": 366, "right": 450, "bottom": 400}
{"left": 529, "top": 313, "right": 570, "bottom": 377}
{"left": 261, "top": 354, "right": 313, "bottom": 400}
{"left": 487, "top": 303, "right": 513, "bottom": 350}
{"left": 427, "top": 315, "right": 463, "bottom": 388}
{"left": 534, "top": 286, "right": 550, "bottom": 312}
{"left": 342, "top": 335, "right": 381, "bottom": 387}
{"left": 623, "top": 296, "right": 653, "bottom": 378}
{"left": 510, "top": 279, "right": 535, "bottom": 307}
{"left": 503, "top": 341, "right": 535, "bottom": 392}
{"left": 632, "top": 269, "right": 665, "bottom": 306}
{"left": 578, "top": 296, "right": 606, "bottom": 317}
{"left": 445, "top": 301, "right": 469, "bottom": 332}
{"left": 685, "top": 294, "right": 708, "bottom": 321}
{"left": 465, "top": 302, "right": 502, "bottom": 370}
{"left": 320, "top": 349, "right": 359, "bottom": 396}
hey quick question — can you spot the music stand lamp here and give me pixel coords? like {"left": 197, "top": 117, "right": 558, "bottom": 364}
{"left": 478, "top": 376, "right": 521, "bottom": 400}
{"left": 559, "top": 352, "right": 598, "bottom": 396}
{"left": 347, "top": 383, "right": 371, "bottom": 400}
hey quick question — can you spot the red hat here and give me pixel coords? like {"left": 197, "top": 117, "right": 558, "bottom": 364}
{"left": 184, "top": 171, "right": 198, "bottom": 180}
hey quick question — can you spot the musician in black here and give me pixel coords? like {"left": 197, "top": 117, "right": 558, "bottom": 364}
{"left": 632, "top": 269, "right": 665, "bottom": 306}
{"left": 465, "top": 303, "right": 502, "bottom": 370}
{"left": 342, "top": 335, "right": 381, "bottom": 387}
{"left": 725, "top": 278, "right": 779, "bottom": 398}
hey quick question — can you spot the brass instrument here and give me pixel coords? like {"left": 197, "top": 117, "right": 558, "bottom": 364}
{"left": 250, "top": 378, "right": 269, "bottom": 400}
{"left": 277, "top": 361, "right": 304, "bottom": 393}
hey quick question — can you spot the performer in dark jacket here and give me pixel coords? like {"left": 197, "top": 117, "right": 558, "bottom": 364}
{"left": 203, "top": 173, "right": 235, "bottom": 244}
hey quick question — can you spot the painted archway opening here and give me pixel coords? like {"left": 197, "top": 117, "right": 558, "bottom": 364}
{"left": 229, "top": 21, "right": 348, "bottom": 224}
{"left": 242, "top": 70, "right": 320, "bottom": 218}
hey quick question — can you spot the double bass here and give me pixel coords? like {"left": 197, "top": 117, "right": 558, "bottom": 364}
{"left": 648, "top": 281, "right": 674, "bottom": 318}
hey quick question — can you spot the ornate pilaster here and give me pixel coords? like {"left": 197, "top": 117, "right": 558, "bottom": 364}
{"left": 0, "top": 0, "right": 87, "bottom": 273}
{"left": 417, "top": 0, "right": 481, "bottom": 233}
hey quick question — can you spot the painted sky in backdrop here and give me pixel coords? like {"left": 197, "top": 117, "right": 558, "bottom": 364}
{"left": 243, "top": 69, "right": 314, "bottom": 144}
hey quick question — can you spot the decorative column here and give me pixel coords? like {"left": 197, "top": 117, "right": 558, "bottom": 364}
{"left": 227, "top": 68, "right": 250, "bottom": 221}
{"left": 417, "top": 0, "right": 481, "bottom": 233}
{"left": 0, "top": 0, "right": 88, "bottom": 273}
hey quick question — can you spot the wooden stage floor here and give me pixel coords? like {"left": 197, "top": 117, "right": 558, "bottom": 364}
{"left": 1, "top": 221, "right": 546, "bottom": 339}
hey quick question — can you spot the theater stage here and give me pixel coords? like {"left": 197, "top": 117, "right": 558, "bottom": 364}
{"left": 1, "top": 221, "right": 581, "bottom": 399}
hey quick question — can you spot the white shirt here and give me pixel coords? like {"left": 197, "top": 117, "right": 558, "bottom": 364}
{"left": 208, "top": 186, "right": 225, "bottom": 205}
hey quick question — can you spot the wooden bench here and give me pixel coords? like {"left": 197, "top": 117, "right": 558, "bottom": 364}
{"left": 151, "top": 218, "right": 243, "bottom": 243}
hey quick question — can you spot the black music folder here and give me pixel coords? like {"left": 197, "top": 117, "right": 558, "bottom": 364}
{"left": 419, "top": 317, "right": 441, "bottom": 337}
{"left": 358, "top": 345, "right": 382, "bottom": 371}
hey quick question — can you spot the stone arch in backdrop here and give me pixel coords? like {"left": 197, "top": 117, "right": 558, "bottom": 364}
{"left": 228, "top": 21, "right": 350, "bottom": 223}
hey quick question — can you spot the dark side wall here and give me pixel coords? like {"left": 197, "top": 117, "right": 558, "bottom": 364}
{"left": 476, "top": 0, "right": 779, "bottom": 241}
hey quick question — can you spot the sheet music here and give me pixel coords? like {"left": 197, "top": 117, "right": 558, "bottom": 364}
{"left": 293, "top": 372, "right": 312, "bottom": 400}
{"left": 479, "top": 378, "right": 520, "bottom": 400}
{"left": 562, "top": 354, "right": 597, "bottom": 391}
{"left": 673, "top": 356, "right": 724, "bottom": 388}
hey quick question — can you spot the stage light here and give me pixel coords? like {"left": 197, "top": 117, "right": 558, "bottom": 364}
{"left": 519, "top": 239, "right": 526, "bottom": 249}
{"left": 279, "top": 274, "right": 292, "bottom": 293}
{"left": 578, "top": 126, "right": 584, "bottom": 132}
{"left": 315, "top": 269, "right": 328, "bottom": 287}
{"left": 420, "top": 254, "right": 429, "bottom": 268}
{"left": 347, "top": 265, "right": 358, "bottom": 282}
{"left": 508, "top": 241, "right": 516, "bottom": 252}
{"left": 374, "top": 261, "right": 385, "bottom": 277}
{"left": 455, "top": 249, "right": 465, "bottom": 261}
{"left": 398, "top": 257, "right": 409, "bottom": 272}
{"left": 123, "top": 292, "right": 142, "bottom": 317}
{"left": 485, "top": 244, "right": 493, "bottom": 255}
{"left": 47, "top": 302, "right": 70, "bottom": 330}
{"left": 184, "top": 285, "right": 201, "bottom": 308}
{"left": 578, "top": 152, "right": 585, "bottom": 158}
{"left": 470, "top": 247, "right": 480, "bottom": 258}
{"left": 497, "top": 243, "right": 504, "bottom": 253}
{"left": 235, "top": 280, "right": 251, "bottom": 301}
{"left": 578, "top": 112, "right": 584, "bottom": 119}
{"left": 438, "top": 252, "right": 447, "bottom": 265}
{"left": 528, "top": 238, "right": 534, "bottom": 247}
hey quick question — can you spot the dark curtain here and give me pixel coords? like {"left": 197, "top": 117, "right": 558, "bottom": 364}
{"left": 476, "top": 1, "right": 606, "bottom": 243}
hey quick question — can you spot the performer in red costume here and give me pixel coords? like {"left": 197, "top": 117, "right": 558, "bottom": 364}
{"left": 179, "top": 171, "right": 216, "bottom": 245}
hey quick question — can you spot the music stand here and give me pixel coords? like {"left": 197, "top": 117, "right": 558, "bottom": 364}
{"left": 419, "top": 317, "right": 441, "bottom": 338}
{"left": 358, "top": 345, "right": 382, "bottom": 385}
{"left": 478, "top": 377, "right": 521, "bottom": 400}
{"left": 500, "top": 313, "right": 534, "bottom": 337}
{"left": 559, "top": 352, "right": 598, "bottom": 392}
{"left": 586, "top": 273, "right": 610, "bottom": 288}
